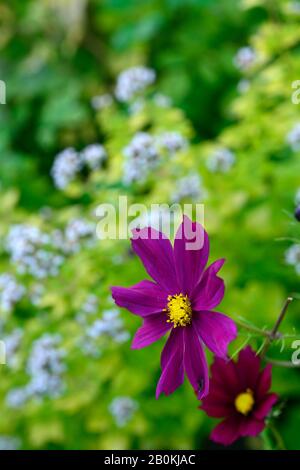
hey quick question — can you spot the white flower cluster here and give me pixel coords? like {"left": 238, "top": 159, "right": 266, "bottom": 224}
{"left": 172, "top": 174, "right": 205, "bottom": 203}
{"left": 109, "top": 397, "right": 138, "bottom": 427}
{"left": 6, "top": 224, "right": 64, "bottom": 279}
{"left": 3, "top": 328, "right": 23, "bottom": 368}
{"left": 51, "top": 144, "right": 107, "bottom": 189}
{"left": 207, "top": 148, "right": 235, "bottom": 173}
{"left": 51, "top": 148, "right": 81, "bottom": 189}
{"left": 64, "top": 218, "right": 96, "bottom": 253}
{"left": 81, "top": 144, "right": 107, "bottom": 170}
{"left": 234, "top": 46, "right": 256, "bottom": 71}
{"left": 285, "top": 244, "right": 300, "bottom": 274}
{"left": 286, "top": 123, "right": 300, "bottom": 151}
{"left": 115, "top": 66, "right": 156, "bottom": 102}
{"left": 86, "top": 309, "right": 130, "bottom": 344}
{"left": 123, "top": 132, "right": 160, "bottom": 184}
{"left": 158, "top": 131, "right": 188, "bottom": 154}
{"left": 51, "top": 218, "right": 95, "bottom": 255}
{"left": 91, "top": 93, "right": 113, "bottom": 110}
{"left": 7, "top": 334, "right": 66, "bottom": 408}
{"left": 83, "top": 309, "right": 129, "bottom": 357}
{"left": 0, "top": 435, "right": 21, "bottom": 450}
{"left": 0, "top": 274, "right": 25, "bottom": 312}
{"left": 76, "top": 294, "right": 99, "bottom": 325}
{"left": 288, "top": 1, "right": 300, "bottom": 14}
{"left": 153, "top": 93, "right": 172, "bottom": 108}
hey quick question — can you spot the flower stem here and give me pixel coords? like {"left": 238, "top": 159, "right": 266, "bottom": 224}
{"left": 260, "top": 297, "right": 293, "bottom": 359}
{"left": 267, "top": 423, "right": 286, "bottom": 450}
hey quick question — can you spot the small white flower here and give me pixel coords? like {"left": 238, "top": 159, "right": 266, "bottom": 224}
{"left": 115, "top": 66, "right": 155, "bottom": 102}
{"left": 158, "top": 132, "right": 188, "bottom": 154}
{"left": 51, "top": 148, "right": 81, "bottom": 189}
{"left": 237, "top": 79, "right": 250, "bottom": 94}
{"left": 3, "top": 328, "right": 23, "bottom": 368}
{"left": 64, "top": 218, "right": 95, "bottom": 253}
{"left": 91, "top": 93, "right": 113, "bottom": 110}
{"left": 109, "top": 397, "right": 138, "bottom": 427}
{"left": 123, "top": 132, "right": 160, "bottom": 185}
{"left": 285, "top": 244, "right": 300, "bottom": 275}
{"left": 0, "top": 436, "right": 21, "bottom": 450}
{"left": 153, "top": 93, "right": 172, "bottom": 108}
{"left": 234, "top": 47, "right": 256, "bottom": 71}
{"left": 286, "top": 123, "right": 300, "bottom": 152}
{"left": 207, "top": 148, "right": 235, "bottom": 173}
{"left": 81, "top": 144, "right": 107, "bottom": 170}
{"left": 0, "top": 274, "right": 25, "bottom": 312}
{"left": 172, "top": 174, "right": 205, "bottom": 203}
{"left": 6, "top": 225, "right": 64, "bottom": 279}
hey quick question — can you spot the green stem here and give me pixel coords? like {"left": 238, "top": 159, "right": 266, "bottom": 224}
{"left": 268, "top": 423, "right": 286, "bottom": 450}
{"left": 260, "top": 297, "right": 293, "bottom": 359}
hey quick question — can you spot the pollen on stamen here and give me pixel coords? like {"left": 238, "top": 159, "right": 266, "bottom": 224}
{"left": 165, "top": 293, "right": 192, "bottom": 328}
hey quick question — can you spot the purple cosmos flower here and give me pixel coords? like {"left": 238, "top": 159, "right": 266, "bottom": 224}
{"left": 201, "top": 346, "right": 278, "bottom": 446}
{"left": 111, "top": 216, "right": 237, "bottom": 399}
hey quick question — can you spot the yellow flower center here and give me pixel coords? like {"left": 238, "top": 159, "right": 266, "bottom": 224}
{"left": 234, "top": 389, "right": 255, "bottom": 415}
{"left": 165, "top": 294, "right": 192, "bottom": 328}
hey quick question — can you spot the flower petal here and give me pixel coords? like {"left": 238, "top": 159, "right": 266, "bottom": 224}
{"left": 210, "top": 357, "right": 241, "bottom": 398}
{"left": 131, "top": 227, "right": 178, "bottom": 293}
{"left": 183, "top": 325, "right": 209, "bottom": 399}
{"left": 254, "top": 393, "right": 278, "bottom": 420}
{"left": 236, "top": 346, "right": 261, "bottom": 390}
{"left": 174, "top": 216, "right": 209, "bottom": 297}
{"left": 240, "top": 418, "right": 265, "bottom": 438}
{"left": 132, "top": 313, "right": 171, "bottom": 349}
{"left": 210, "top": 415, "right": 242, "bottom": 446}
{"left": 193, "top": 310, "right": 237, "bottom": 358}
{"left": 192, "top": 259, "right": 225, "bottom": 310}
{"left": 256, "top": 363, "right": 273, "bottom": 399}
{"left": 200, "top": 390, "right": 234, "bottom": 418}
{"left": 156, "top": 328, "right": 184, "bottom": 398}
{"left": 111, "top": 280, "right": 167, "bottom": 317}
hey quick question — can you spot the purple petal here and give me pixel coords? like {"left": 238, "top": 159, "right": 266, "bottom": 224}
{"left": 236, "top": 346, "right": 261, "bottom": 390}
{"left": 183, "top": 325, "right": 209, "bottom": 399}
{"left": 240, "top": 418, "right": 265, "bottom": 438}
{"left": 200, "top": 390, "right": 234, "bottom": 418}
{"left": 210, "top": 357, "right": 241, "bottom": 398}
{"left": 132, "top": 313, "right": 171, "bottom": 349}
{"left": 111, "top": 280, "right": 167, "bottom": 317}
{"left": 174, "top": 216, "right": 209, "bottom": 297}
{"left": 193, "top": 310, "right": 237, "bottom": 358}
{"left": 254, "top": 393, "right": 278, "bottom": 420}
{"left": 131, "top": 227, "right": 179, "bottom": 293}
{"left": 192, "top": 259, "right": 225, "bottom": 309}
{"left": 256, "top": 363, "right": 273, "bottom": 399}
{"left": 210, "top": 415, "right": 242, "bottom": 446}
{"left": 156, "top": 328, "right": 184, "bottom": 398}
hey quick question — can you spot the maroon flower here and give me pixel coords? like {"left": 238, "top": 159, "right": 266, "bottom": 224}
{"left": 201, "top": 346, "right": 278, "bottom": 446}
{"left": 111, "top": 215, "right": 237, "bottom": 399}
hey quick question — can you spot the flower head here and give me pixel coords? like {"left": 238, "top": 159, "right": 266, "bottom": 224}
{"left": 111, "top": 216, "right": 237, "bottom": 399}
{"left": 201, "top": 346, "right": 278, "bottom": 446}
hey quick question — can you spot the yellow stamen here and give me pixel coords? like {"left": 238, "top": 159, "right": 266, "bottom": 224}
{"left": 234, "top": 389, "right": 255, "bottom": 415}
{"left": 165, "top": 294, "right": 192, "bottom": 328}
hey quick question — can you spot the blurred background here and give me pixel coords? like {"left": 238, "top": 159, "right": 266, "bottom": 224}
{"left": 0, "top": 0, "right": 299, "bottom": 450}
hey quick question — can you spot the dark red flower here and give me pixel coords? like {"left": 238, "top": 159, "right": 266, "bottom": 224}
{"left": 201, "top": 346, "right": 278, "bottom": 446}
